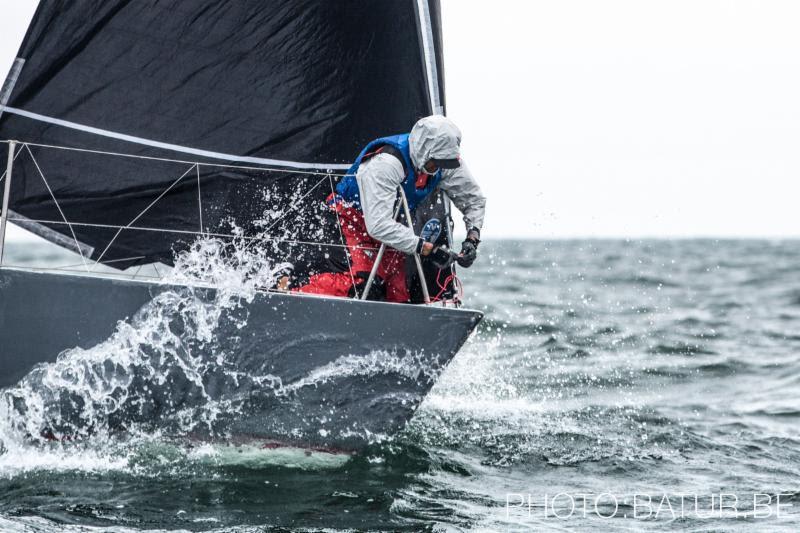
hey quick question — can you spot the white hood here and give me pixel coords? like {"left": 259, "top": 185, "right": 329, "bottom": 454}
{"left": 408, "top": 115, "right": 462, "bottom": 171}
{"left": 353, "top": 114, "right": 485, "bottom": 255}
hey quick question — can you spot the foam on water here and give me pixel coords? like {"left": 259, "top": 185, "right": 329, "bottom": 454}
{"left": 0, "top": 233, "right": 296, "bottom": 471}
{"left": 0, "top": 229, "right": 448, "bottom": 476}
{"left": 284, "top": 350, "right": 443, "bottom": 394}
{"left": 0, "top": 516, "right": 356, "bottom": 533}
{"left": 191, "top": 443, "right": 352, "bottom": 470}
{"left": 4, "top": 240, "right": 798, "bottom": 531}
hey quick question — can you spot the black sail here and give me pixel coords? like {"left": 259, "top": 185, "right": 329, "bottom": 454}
{"left": 0, "top": 0, "right": 446, "bottom": 269}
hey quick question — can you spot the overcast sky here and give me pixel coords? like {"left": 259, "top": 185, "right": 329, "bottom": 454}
{"left": 2, "top": 0, "right": 799, "bottom": 239}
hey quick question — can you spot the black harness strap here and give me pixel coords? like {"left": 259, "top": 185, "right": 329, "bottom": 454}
{"left": 361, "top": 144, "right": 408, "bottom": 174}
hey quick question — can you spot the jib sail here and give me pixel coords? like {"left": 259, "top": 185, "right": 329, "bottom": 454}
{"left": 0, "top": 0, "right": 446, "bottom": 270}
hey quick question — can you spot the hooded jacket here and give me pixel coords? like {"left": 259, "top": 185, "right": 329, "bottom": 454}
{"left": 337, "top": 133, "right": 443, "bottom": 212}
{"left": 349, "top": 116, "right": 486, "bottom": 255}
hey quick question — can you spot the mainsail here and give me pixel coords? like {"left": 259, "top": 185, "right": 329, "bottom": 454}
{"left": 0, "top": 0, "right": 447, "bottom": 271}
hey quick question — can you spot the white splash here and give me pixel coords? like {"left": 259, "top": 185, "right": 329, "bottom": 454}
{"left": 0, "top": 196, "right": 447, "bottom": 477}
{"left": 0, "top": 234, "right": 290, "bottom": 468}
{"left": 282, "top": 350, "right": 444, "bottom": 394}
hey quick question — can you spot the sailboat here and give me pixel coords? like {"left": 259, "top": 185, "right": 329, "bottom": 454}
{"left": 0, "top": 1, "right": 481, "bottom": 451}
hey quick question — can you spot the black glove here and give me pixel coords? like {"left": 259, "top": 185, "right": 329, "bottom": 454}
{"left": 457, "top": 228, "right": 480, "bottom": 268}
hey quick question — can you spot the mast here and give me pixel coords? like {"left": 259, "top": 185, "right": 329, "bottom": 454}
{"left": 415, "top": 0, "right": 444, "bottom": 116}
{"left": 415, "top": 1, "right": 457, "bottom": 276}
{"left": 0, "top": 141, "right": 15, "bottom": 264}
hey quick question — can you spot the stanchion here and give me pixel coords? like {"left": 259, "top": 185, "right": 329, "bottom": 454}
{"left": 0, "top": 140, "right": 16, "bottom": 265}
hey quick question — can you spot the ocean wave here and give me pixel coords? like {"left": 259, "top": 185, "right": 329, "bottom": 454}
{"left": 4, "top": 239, "right": 800, "bottom": 531}
{"left": 600, "top": 275, "right": 680, "bottom": 288}
{"left": 649, "top": 342, "right": 717, "bottom": 356}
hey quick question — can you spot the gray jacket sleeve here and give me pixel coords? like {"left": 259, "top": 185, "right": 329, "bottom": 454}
{"left": 356, "top": 153, "right": 421, "bottom": 255}
{"left": 439, "top": 158, "right": 486, "bottom": 231}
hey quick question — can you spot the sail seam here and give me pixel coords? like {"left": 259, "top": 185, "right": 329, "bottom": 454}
{"left": 0, "top": 106, "right": 352, "bottom": 170}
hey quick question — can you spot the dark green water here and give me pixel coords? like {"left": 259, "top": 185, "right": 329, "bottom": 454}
{"left": 1, "top": 239, "right": 799, "bottom": 531}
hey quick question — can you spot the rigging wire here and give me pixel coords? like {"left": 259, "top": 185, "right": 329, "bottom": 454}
{"left": 24, "top": 144, "right": 89, "bottom": 270}
{"left": 2, "top": 140, "right": 414, "bottom": 291}
{"left": 91, "top": 163, "right": 198, "bottom": 269}
{"left": 5, "top": 216, "right": 381, "bottom": 252}
{"left": 11, "top": 140, "right": 353, "bottom": 177}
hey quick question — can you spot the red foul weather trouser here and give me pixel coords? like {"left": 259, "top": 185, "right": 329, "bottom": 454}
{"left": 295, "top": 200, "right": 410, "bottom": 303}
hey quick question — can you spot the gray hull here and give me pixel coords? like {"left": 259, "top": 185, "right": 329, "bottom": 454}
{"left": 0, "top": 267, "right": 482, "bottom": 450}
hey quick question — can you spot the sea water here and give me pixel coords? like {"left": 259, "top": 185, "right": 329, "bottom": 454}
{"left": 0, "top": 239, "right": 798, "bottom": 532}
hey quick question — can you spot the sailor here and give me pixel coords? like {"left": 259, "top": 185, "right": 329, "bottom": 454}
{"left": 296, "top": 115, "right": 486, "bottom": 302}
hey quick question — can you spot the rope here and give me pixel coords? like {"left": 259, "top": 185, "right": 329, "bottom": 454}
{"left": 431, "top": 267, "right": 463, "bottom": 304}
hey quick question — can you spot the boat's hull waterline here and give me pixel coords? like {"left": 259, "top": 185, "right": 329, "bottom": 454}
{"left": 0, "top": 268, "right": 482, "bottom": 451}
